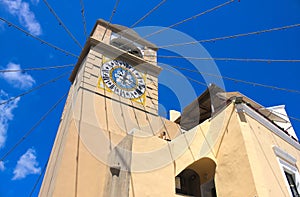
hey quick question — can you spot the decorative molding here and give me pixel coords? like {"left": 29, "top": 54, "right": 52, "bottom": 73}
{"left": 273, "top": 146, "right": 297, "bottom": 164}
{"left": 90, "top": 38, "right": 162, "bottom": 76}
{"left": 70, "top": 38, "right": 161, "bottom": 82}
{"left": 236, "top": 103, "right": 300, "bottom": 150}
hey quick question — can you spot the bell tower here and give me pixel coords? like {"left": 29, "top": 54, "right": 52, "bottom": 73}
{"left": 39, "top": 19, "right": 178, "bottom": 197}
{"left": 70, "top": 19, "right": 161, "bottom": 114}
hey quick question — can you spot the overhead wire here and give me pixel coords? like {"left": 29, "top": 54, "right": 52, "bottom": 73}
{"left": 263, "top": 108, "right": 300, "bottom": 123}
{"left": 143, "top": 0, "right": 234, "bottom": 40}
{"left": 101, "top": 0, "right": 121, "bottom": 41}
{"left": 0, "top": 17, "right": 79, "bottom": 58}
{"left": 159, "top": 23, "right": 300, "bottom": 48}
{"left": 0, "top": 64, "right": 74, "bottom": 73}
{"left": 98, "top": 0, "right": 122, "bottom": 154}
{"left": 130, "top": 0, "right": 167, "bottom": 28}
{"left": 29, "top": 158, "right": 49, "bottom": 197}
{"left": 118, "top": 0, "right": 235, "bottom": 49}
{"left": 158, "top": 63, "right": 300, "bottom": 124}
{"left": 79, "top": 0, "right": 88, "bottom": 39}
{"left": 3, "top": 1, "right": 298, "bottom": 194}
{"left": 42, "top": 0, "right": 83, "bottom": 49}
{"left": 161, "top": 65, "right": 207, "bottom": 87}
{"left": 146, "top": 76, "right": 177, "bottom": 162}
{"left": 0, "top": 71, "right": 70, "bottom": 106}
{"left": 147, "top": 55, "right": 300, "bottom": 63}
{"left": 5, "top": 1, "right": 299, "bottom": 196}
{"left": 159, "top": 64, "right": 300, "bottom": 94}
{"left": 0, "top": 92, "right": 68, "bottom": 162}
{"left": 113, "top": 0, "right": 166, "bottom": 45}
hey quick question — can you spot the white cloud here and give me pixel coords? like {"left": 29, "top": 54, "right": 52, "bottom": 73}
{"left": 0, "top": 0, "right": 42, "bottom": 36}
{"left": 0, "top": 90, "right": 20, "bottom": 148}
{"left": 0, "top": 161, "right": 5, "bottom": 171}
{"left": 1, "top": 62, "right": 35, "bottom": 89}
{"left": 12, "top": 148, "right": 41, "bottom": 180}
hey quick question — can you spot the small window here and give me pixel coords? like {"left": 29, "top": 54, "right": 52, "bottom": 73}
{"left": 273, "top": 146, "right": 300, "bottom": 196}
{"left": 284, "top": 171, "right": 300, "bottom": 197}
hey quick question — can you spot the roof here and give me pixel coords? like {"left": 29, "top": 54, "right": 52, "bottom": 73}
{"left": 218, "top": 92, "right": 288, "bottom": 123}
{"left": 175, "top": 84, "right": 228, "bottom": 130}
{"left": 175, "top": 84, "right": 289, "bottom": 132}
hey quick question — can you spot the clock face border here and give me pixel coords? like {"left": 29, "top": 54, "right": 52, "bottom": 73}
{"left": 98, "top": 57, "right": 146, "bottom": 105}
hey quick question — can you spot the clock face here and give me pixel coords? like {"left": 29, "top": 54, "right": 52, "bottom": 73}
{"left": 101, "top": 60, "right": 146, "bottom": 99}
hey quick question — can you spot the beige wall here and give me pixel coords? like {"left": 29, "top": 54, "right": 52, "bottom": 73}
{"left": 40, "top": 91, "right": 300, "bottom": 197}
{"left": 40, "top": 22, "right": 300, "bottom": 197}
{"left": 214, "top": 110, "right": 258, "bottom": 197}
{"left": 239, "top": 112, "right": 300, "bottom": 197}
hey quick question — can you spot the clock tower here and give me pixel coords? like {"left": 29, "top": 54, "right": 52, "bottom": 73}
{"left": 39, "top": 19, "right": 181, "bottom": 197}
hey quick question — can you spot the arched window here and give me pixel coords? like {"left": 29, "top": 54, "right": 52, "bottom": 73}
{"left": 110, "top": 36, "right": 143, "bottom": 58}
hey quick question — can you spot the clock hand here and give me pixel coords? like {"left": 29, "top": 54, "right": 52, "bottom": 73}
{"left": 122, "top": 70, "right": 135, "bottom": 87}
{"left": 123, "top": 70, "right": 129, "bottom": 82}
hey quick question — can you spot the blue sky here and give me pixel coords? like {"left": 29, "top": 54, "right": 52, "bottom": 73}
{"left": 0, "top": 0, "right": 300, "bottom": 196}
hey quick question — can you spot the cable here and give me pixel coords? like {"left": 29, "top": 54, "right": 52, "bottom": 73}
{"left": 42, "top": 0, "right": 83, "bottom": 49}
{"left": 0, "top": 93, "right": 68, "bottom": 162}
{"left": 79, "top": 0, "right": 88, "bottom": 39}
{"left": 0, "top": 17, "right": 79, "bottom": 58}
{"left": 146, "top": 77, "right": 176, "bottom": 164}
{"left": 29, "top": 158, "right": 49, "bottom": 197}
{"left": 130, "top": 0, "right": 167, "bottom": 28}
{"left": 161, "top": 65, "right": 207, "bottom": 87}
{"left": 149, "top": 55, "right": 300, "bottom": 63}
{"left": 161, "top": 64, "right": 300, "bottom": 136}
{"left": 159, "top": 23, "right": 300, "bottom": 48}
{"left": 263, "top": 108, "right": 300, "bottom": 123}
{"left": 0, "top": 64, "right": 74, "bottom": 73}
{"left": 118, "top": 0, "right": 235, "bottom": 49}
{"left": 0, "top": 71, "right": 70, "bottom": 106}
{"left": 144, "top": 0, "right": 234, "bottom": 39}
{"left": 113, "top": 0, "right": 166, "bottom": 49}
{"left": 162, "top": 64, "right": 300, "bottom": 94}
{"left": 159, "top": 64, "right": 300, "bottom": 124}
{"left": 101, "top": 0, "right": 121, "bottom": 41}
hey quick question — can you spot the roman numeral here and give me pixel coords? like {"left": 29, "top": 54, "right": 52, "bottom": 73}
{"left": 125, "top": 63, "right": 131, "bottom": 69}
{"left": 120, "top": 90, "right": 125, "bottom": 97}
{"left": 102, "top": 76, "right": 110, "bottom": 81}
{"left": 135, "top": 88, "right": 143, "bottom": 95}
{"left": 109, "top": 84, "right": 115, "bottom": 90}
{"left": 138, "top": 85, "right": 145, "bottom": 91}
{"left": 130, "top": 92, "right": 135, "bottom": 98}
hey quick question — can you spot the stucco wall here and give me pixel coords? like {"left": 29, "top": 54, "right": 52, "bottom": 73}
{"left": 40, "top": 22, "right": 300, "bottom": 196}
{"left": 240, "top": 112, "right": 300, "bottom": 197}
{"left": 214, "top": 111, "right": 258, "bottom": 197}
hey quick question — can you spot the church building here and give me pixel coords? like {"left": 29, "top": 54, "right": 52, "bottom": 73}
{"left": 39, "top": 19, "right": 300, "bottom": 197}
